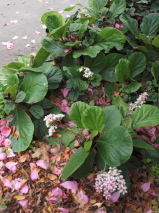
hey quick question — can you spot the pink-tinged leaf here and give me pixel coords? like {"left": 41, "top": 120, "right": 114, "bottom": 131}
{"left": 57, "top": 207, "right": 69, "bottom": 213}
{"left": 18, "top": 199, "right": 28, "bottom": 207}
{"left": 5, "top": 162, "right": 17, "bottom": 173}
{"left": 49, "top": 7, "right": 54, "bottom": 10}
{"left": 0, "top": 119, "right": 6, "bottom": 125}
{"left": 64, "top": 121, "right": 76, "bottom": 126}
{"left": 150, "top": 190, "right": 156, "bottom": 196}
{"left": 30, "top": 163, "right": 36, "bottom": 170}
{"left": 1, "top": 126, "right": 11, "bottom": 137}
{"left": 7, "top": 42, "right": 14, "bottom": 50}
{"left": 59, "top": 10, "right": 64, "bottom": 14}
{"left": 0, "top": 152, "right": 7, "bottom": 160}
{"left": 0, "top": 161, "right": 4, "bottom": 169}
{"left": 115, "top": 23, "right": 120, "bottom": 29}
{"left": 97, "top": 211, "right": 106, "bottom": 213}
{"left": 141, "top": 182, "right": 151, "bottom": 192}
{"left": 12, "top": 178, "right": 22, "bottom": 190}
{"left": 77, "top": 189, "right": 89, "bottom": 204}
{"left": 64, "top": 49, "right": 71, "bottom": 53}
{"left": 51, "top": 187, "right": 63, "bottom": 197}
{"left": 2, "top": 42, "right": 8, "bottom": 46}
{"left": 54, "top": 167, "right": 61, "bottom": 175}
{"left": 61, "top": 181, "right": 78, "bottom": 194}
{"left": 31, "top": 39, "right": 35, "bottom": 44}
{"left": 30, "top": 169, "right": 39, "bottom": 180}
{"left": 110, "top": 191, "right": 120, "bottom": 202}
{"left": 147, "top": 210, "right": 153, "bottom": 213}
{"left": 22, "top": 36, "right": 27, "bottom": 39}
{"left": 35, "top": 31, "right": 41, "bottom": 35}
{"left": 7, "top": 149, "right": 16, "bottom": 158}
{"left": 25, "top": 44, "right": 31, "bottom": 47}
{"left": 3, "top": 138, "right": 11, "bottom": 147}
{"left": 20, "top": 184, "right": 29, "bottom": 194}
{"left": 12, "top": 36, "right": 19, "bottom": 40}
{"left": 36, "top": 159, "right": 47, "bottom": 169}
{"left": 1, "top": 177, "right": 12, "bottom": 188}
{"left": 59, "top": 162, "right": 67, "bottom": 166}
{"left": 60, "top": 88, "right": 71, "bottom": 97}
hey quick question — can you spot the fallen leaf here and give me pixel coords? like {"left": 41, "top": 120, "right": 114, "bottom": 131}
{"left": 13, "top": 195, "right": 25, "bottom": 200}
{"left": 31, "top": 142, "right": 50, "bottom": 162}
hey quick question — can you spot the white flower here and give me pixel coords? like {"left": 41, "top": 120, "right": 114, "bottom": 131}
{"left": 78, "top": 66, "right": 94, "bottom": 78}
{"left": 48, "top": 125, "right": 58, "bottom": 136}
{"left": 129, "top": 92, "right": 148, "bottom": 114}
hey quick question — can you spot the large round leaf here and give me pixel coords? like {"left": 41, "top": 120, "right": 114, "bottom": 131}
{"left": 131, "top": 104, "right": 159, "bottom": 129}
{"left": 69, "top": 101, "right": 90, "bottom": 129}
{"left": 81, "top": 106, "right": 106, "bottom": 132}
{"left": 97, "top": 126, "right": 133, "bottom": 166}
{"left": 103, "top": 106, "right": 121, "bottom": 131}
{"left": 20, "top": 72, "right": 48, "bottom": 104}
{"left": 10, "top": 108, "right": 34, "bottom": 152}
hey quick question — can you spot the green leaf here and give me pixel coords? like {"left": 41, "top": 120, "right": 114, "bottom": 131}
{"left": 112, "top": 96, "right": 130, "bottom": 116}
{"left": 69, "top": 90, "right": 80, "bottom": 101}
{"left": 4, "top": 74, "right": 19, "bottom": 99}
{"left": 69, "top": 101, "right": 90, "bottom": 129}
{"left": 95, "top": 27, "right": 125, "bottom": 52}
{"left": 84, "top": 140, "right": 92, "bottom": 151}
{"left": 120, "top": 13, "right": 140, "bottom": 38}
{"left": 90, "top": 73, "right": 102, "bottom": 86}
{"left": 73, "top": 45, "right": 103, "bottom": 58}
{"left": 4, "top": 62, "right": 25, "bottom": 70}
{"left": 131, "top": 105, "right": 159, "bottom": 129}
{"left": 95, "top": 152, "right": 106, "bottom": 170}
{"left": 124, "top": 82, "right": 141, "bottom": 93}
{"left": 33, "top": 119, "right": 47, "bottom": 140}
{"left": 104, "top": 83, "right": 118, "bottom": 99}
{"left": 61, "top": 147, "right": 89, "bottom": 180}
{"left": 84, "top": 52, "right": 106, "bottom": 73}
{"left": 151, "top": 61, "right": 159, "bottom": 84}
{"left": 97, "top": 126, "right": 133, "bottom": 166}
{"left": 0, "top": 68, "right": 17, "bottom": 87}
{"left": 41, "top": 11, "right": 64, "bottom": 25}
{"left": 29, "top": 105, "right": 44, "bottom": 119}
{"left": 115, "top": 59, "right": 130, "bottom": 83}
{"left": 103, "top": 106, "right": 121, "bottom": 131}
{"left": 18, "top": 55, "right": 30, "bottom": 66}
{"left": 152, "top": 35, "right": 159, "bottom": 48}
{"left": 32, "top": 48, "right": 50, "bottom": 68}
{"left": 133, "top": 138, "right": 155, "bottom": 150}
{"left": 88, "top": 0, "right": 108, "bottom": 12}
{"left": 128, "top": 52, "right": 146, "bottom": 78}
{"left": 4, "top": 102, "right": 15, "bottom": 115}
{"left": 81, "top": 106, "right": 106, "bottom": 132}
{"left": 46, "top": 14, "right": 64, "bottom": 31}
{"left": 139, "top": 34, "right": 151, "bottom": 44}
{"left": 20, "top": 72, "right": 48, "bottom": 104}
{"left": 109, "top": 0, "right": 126, "bottom": 18}
{"left": 10, "top": 108, "right": 34, "bottom": 152}
{"left": 41, "top": 38, "right": 66, "bottom": 56}
{"left": 45, "top": 65, "right": 62, "bottom": 90}
{"left": 71, "top": 150, "right": 95, "bottom": 179}
{"left": 15, "top": 91, "right": 26, "bottom": 103}
{"left": 100, "top": 53, "right": 126, "bottom": 82}
{"left": 38, "top": 98, "right": 53, "bottom": 109}
{"left": 47, "top": 126, "right": 77, "bottom": 147}
{"left": 140, "top": 13, "right": 159, "bottom": 37}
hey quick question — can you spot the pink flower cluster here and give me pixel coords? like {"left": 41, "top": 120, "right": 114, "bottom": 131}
{"left": 94, "top": 167, "right": 127, "bottom": 201}
{"left": 129, "top": 92, "right": 148, "bottom": 114}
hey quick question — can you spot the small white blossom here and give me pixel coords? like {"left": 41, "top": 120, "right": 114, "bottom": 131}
{"left": 78, "top": 66, "right": 94, "bottom": 78}
{"left": 43, "top": 113, "right": 65, "bottom": 127}
{"left": 94, "top": 167, "right": 127, "bottom": 200}
{"left": 48, "top": 125, "right": 58, "bottom": 136}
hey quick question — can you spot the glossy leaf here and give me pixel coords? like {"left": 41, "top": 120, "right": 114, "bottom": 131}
{"left": 151, "top": 61, "right": 159, "bottom": 84}
{"left": 103, "top": 106, "right": 121, "bottom": 131}
{"left": 10, "top": 108, "right": 34, "bottom": 152}
{"left": 115, "top": 59, "right": 130, "bottom": 83}
{"left": 61, "top": 147, "right": 89, "bottom": 180}
{"left": 152, "top": 35, "right": 159, "bottom": 48}
{"left": 128, "top": 52, "right": 146, "bottom": 78}
{"left": 20, "top": 72, "right": 48, "bottom": 104}
{"left": 133, "top": 138, "right": 155, "bottom": 150}
{"left": 100, "top": 53, "right": 126, "bottom": 82}
{"left": 81, "top": 106, "right": 106, "bottom": 132}
{"left": 46, "top": 14, "right": 64, "bottom": 31}
{"left": 69, "top": 101, "right": 90, "bottom": 129}
{"left": 109, "top": 0, "right": 126, "bottom": 18}
{"left": 4, "top": 62, "right": 25, "bottom": 70}
{"left": 15, "top": 91, "right": 26, "bottom": 103}
{"left": 33, "top": 119, "right": 47, "bottom": 140}
{"left": 29, "top": 105, "right": 44, "bottom": 119}
{"left": 124, "top": 82, "right": 141, "bottom": 93}
{"left": 140, "top": 13, "right": 159, "bottom": 37}
{"left": 73, "top": 45, "right": 103, "bottom": 58}
{"left": 41, "top": 11, "right": 64, "bottom": 25}
{"left": 97, "top": 126, "right": 133, "bottom": 166}
{"left": 88, "top": 0, "right": 108, "bottom": 12}
{"left": 71, "top": 150, "right": 95, "bottom": 179}
{"left": 32, "top": 48, "right": 50, "bottom": 68}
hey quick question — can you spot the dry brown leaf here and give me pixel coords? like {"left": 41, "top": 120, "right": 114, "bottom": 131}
{"left": 19, "top": 153, "right": 29, "bottom": 163}
{"left": 47, "top": 174, "right": 57, "bottom": 181}
{"left": 50, "top": 143, "right": 64, "bottom": 155}
{"left": 13, "top": 195, "right": 25, "bottom": 200}
{"left": 31, "top": 142, "right": 50, "bottom": 162}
